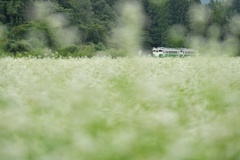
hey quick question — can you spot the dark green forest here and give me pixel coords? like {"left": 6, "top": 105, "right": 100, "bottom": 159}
{"left": 0, "top": 0, "right": 240, "bottom": 57}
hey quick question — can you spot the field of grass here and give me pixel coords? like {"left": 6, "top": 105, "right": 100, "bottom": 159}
{"left": 0, "top": 57, "right": 240, "bottom": 160}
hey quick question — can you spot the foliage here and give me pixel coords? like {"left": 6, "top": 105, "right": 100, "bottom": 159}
{"left": 57, "top": 45, "right": 79, "bottom": 56}
{"left": 0, "top": 0, "right": 240, "bottom": 56}
{"left": 9, "top": 21, "right": 57, "bottom": 49}
{"left": 78, "top": 44, "right": 96, "bottom": 58}
{"left": 57, "top": 44, "right": 96, "bottom": 58}
{"left": 5, "top": 40, "right": 32, "bottom": 54}
{"left": 0, "top": 0, "right": 34, "bottom": 26}
{"left": 94, "top": 42, "right": 106, "bottom": 51}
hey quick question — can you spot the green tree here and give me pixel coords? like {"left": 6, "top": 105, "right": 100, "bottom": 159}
{"left": 89, "top": 0, "right": 117, "bottom": 44}
{"left": 207, "top": 1, "right": 229, "bottom": 41}
{"left": 229, "top": 0, "right": 240, "bottom": 56}
{"left": 209, "top": 1, "right": 227, "bottom": 25}
{"left": 142, "top": 0, "right": 201, "bottom": 48}
{"left": 0, "top": 0, "right": 8, "bottom": 24}
{"left": 56, "top": 0, "right": 94, "bottom": 43}
{"left": 0, "top": 0, "right": 34, "bottom": 26}
{"left": 232, "top": 0, "right": 240, "bottom": 14}
{"left": 144, "top": 1, "right": 171, "bottom": 47}
{"left": 168, "top": 0, "right": 190, "bottom": 25}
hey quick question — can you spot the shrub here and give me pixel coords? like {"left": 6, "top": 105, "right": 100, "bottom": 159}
{"left": 57, "top": 44, "right": 97, "bottom": 58}
{"left": 94, "top": 42, "right": 106, "bottom": 51}
{"left": 0, "top": 49, "right": 7, "bottom": 57}
{"left": 10, "top": 21, "right": 58, "bottom": 50}
{"left": 78, "top": 44, "right": 96, "bottom": 58}
{"left": 28, "top": 48, "right": 56, "bottom": 58}
{"left": 5, "top": 40, "right": 32, "bottom": 54}
{"left": 57, "top": 45, "right": 80, "bottom": 57}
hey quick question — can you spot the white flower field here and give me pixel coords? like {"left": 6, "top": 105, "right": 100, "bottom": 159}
{"left": 0, "top": 57, "right": 240, "bottom": 160}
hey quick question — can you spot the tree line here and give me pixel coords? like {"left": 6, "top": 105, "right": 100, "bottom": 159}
{"left": 0, "top": 0, "right": 240, "bottom": 57}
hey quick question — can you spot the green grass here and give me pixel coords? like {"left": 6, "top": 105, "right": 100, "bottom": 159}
{"left": 0, "top": 57, "right": 240, "bottom": 160}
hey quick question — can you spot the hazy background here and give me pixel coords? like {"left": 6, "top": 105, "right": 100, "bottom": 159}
{"left": 0, "top": 0, "right": 240, "bottom": 57}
